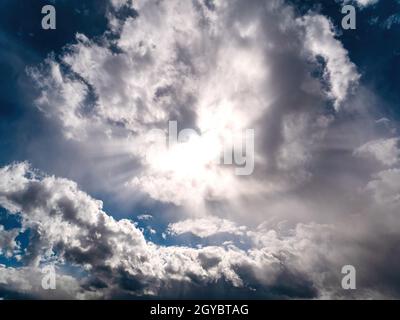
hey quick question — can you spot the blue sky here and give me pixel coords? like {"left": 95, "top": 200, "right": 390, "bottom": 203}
{"left": 1, "top": 0, "right": 400, "bottom": 299}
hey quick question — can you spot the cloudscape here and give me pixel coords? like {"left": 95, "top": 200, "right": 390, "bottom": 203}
{"left": 0, "top": 0, "right": 400, "bottom": 299}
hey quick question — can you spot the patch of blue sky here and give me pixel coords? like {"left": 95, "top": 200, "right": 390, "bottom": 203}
{"left": 0, "top": 207, "right": 29, "bottom": 267}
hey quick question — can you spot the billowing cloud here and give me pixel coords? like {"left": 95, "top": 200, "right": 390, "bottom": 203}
{"left": 355, "top": 138, "right": 400, "bottom": 166}
{"left": 27, "top": 0, "right": 361, "bottom": 213}
{"left": 299, "top": 14, "right": 359, "bottom": 110}
{"left": 2, "top": 161, "right": 400, "bottom": 298}
{"left": 0, "top": 162, "right": 328, "bottom": 298}
{"left": 0, "top": 226, "right": 19, "bottom": 258}
{"left": 354, "top": 0, "right": 379, "bottom": 7}
{"left": 1, "top": 0, "right": 400, "bottom": 300}
{"left": 341, "top": 0, "right": 379, "bottom": 7}
{"left": 168, "top": 216, "right": 248, "bottom": 238}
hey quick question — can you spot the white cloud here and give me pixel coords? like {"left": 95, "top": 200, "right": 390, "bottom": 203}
{"left": 0, "top": 265, "right": 97, "bottom": 299}
{"left": 1, "top": 163, "right": 400, "bottom": 298}
{"left": 355, "top": 138, "right": 400, "bottom": 166}
{"left": 0, "top": 226, "right": 19, "bottom": 258}
{"left": 299, "top": 14, "right": 360, "bottom": 110}
{"left": 351, "top": 0, "right": 379, "bottom": 7}
{"left": 366, "top": 169, "right": 400, "bottom": 204}
{"left": 28, "top": 0, "right": 361, "bottom": 212}
{"left": 168, "top": 216, "right": 247, "bottom": 238}
{"left": 137, "top": 214, "right": 153, "bottom": 221}
{"left": 110, "top": 0, "right": 129, "bottom": 10}
{"left": 0, "top": 162, "right": 369, "bottom": 298}
{"left": 5, "top": 0, "right": 400, "bottom": 300}
{"left": 28, "top": 60, "right": 90, "bottom": 140}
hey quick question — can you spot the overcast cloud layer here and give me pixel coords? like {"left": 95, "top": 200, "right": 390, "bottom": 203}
{"left": 1, "top": 0, "right": 400, "bottom": 299}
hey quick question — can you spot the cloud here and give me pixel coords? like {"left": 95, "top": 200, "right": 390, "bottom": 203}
{"left": 168, "top": 216, "right": 248, "bottom": 238}
{"left": 0, "top": 162, "right": 367, "bottom": 299}
{"left": 355, "top": 138, "right": 400, "bottom": 166}
{"left": 299, "top": 14, "right": 360, "bottom": 110}
{"left": 2, "top": 0, "right": 400, "bottom": 300}
{"left": 0, "top": 226, "right": 19, "bottom": 258}
{"left": 2, "top": 162, "right": 400, "bottom": 298}
{"left": 0, "top": 265, "right": 90, "bottom": 300}
{"left": 354, "top": 0, "right": 379, "bottom": 7}
{"left": 137, "top": 214, "right": 153, "bottom": 221}
{"left": 382, "top": 14, "right": 400, "bottom": 30}
{"left": 0, "top": 162, "right": 323, "bottom": 298}
{"left": 366, "top": 168, "right": 400, "bottom": 204}
{"left": 27, "top": 0, "right": 361, "bottom": 213}
{"left": 341, "top": 0, "right": 379, "bottom": 7}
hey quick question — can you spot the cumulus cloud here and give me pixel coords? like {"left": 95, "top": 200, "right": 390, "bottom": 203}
{"left": 2, "top": 162, "right": 400, "bottom": 298}
{"left": 354, "top": 0, "right": 379, "bottom": 7}
{"left": 27, "top": 0, "right": 362, "bottom": 214}
{"left": 0, "top": 162, "right": 329, "bottom": 298}
{"left": 0, "top": 265, "right": 88, "bottom": 300}
{"left": 355, "top": 138, "right": 400, "bottom": 166}
{"left": 137, "top": 214, "right": 153, "bottom": 221}
{"left": 341, "top": 0, "right": 379, "bottom": 7}
{"left": 299, "top": 14, "right": 360, "bottom": 110}
{"left": 2, "top": 0, "right": 400, "bottom": 299}
{"left": 168, "top": 216, "right": 248, "bottom": 238}
{"left": 0, "top": 226, "right": 19, "bottom": 258}
{"left": 366, "top": 169, "right": 400, "bottom": 204}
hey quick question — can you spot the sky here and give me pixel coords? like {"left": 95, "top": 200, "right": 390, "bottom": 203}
{"left": 0, "top": 0, "right": 400, "bottom": 299}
